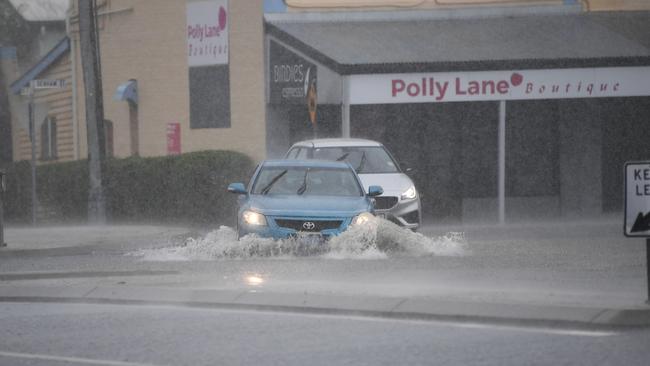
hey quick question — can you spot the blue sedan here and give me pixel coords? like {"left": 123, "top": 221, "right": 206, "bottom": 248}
{"left": 228, "top": 160, "right": 383, "bottom": 240}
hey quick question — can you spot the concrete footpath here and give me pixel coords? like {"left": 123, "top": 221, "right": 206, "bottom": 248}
{"left": 1, "top": 283, "right": 649, "bottom": 328}
{"left": 1, "top": 223, "right": 650, "bottom": 329}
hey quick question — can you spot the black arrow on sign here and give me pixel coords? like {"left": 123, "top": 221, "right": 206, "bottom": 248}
{"left": 631, "top": 212, "right": 650, "bottom": 233}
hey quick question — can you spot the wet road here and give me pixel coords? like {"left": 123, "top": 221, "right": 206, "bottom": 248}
{"left": 0, "top": 218, "right": 647, "bottom": 308}
{"left": 1, "top": 302, "right": 649, "bottom": 366}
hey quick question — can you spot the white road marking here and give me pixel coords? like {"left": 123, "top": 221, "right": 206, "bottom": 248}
{"left": 0, "top": 350, "right": 161, "bottom": 366}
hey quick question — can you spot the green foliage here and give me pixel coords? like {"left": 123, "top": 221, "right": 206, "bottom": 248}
{"left": 1, "top": 150, "right": 254, "bottom": 225}
{"left": 1, "top": 161, "right": 32, "bottom": 222}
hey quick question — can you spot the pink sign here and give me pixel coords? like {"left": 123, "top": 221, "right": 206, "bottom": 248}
{"left": 167, "top": 123, "right": 181, "bottom": 155}
{"left": 186, "top": 0, "right": 229, "bottom": 66}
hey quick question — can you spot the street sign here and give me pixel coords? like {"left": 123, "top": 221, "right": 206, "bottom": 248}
{"left": 30, "top": 79, "right": 66, "bottom": 89}
{"left": 625, "top": 161, "right": 650, "bottom": 237}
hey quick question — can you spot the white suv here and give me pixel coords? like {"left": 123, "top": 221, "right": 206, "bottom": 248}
{"left": 285, "top": 138, "right": 421, "bottom": 230}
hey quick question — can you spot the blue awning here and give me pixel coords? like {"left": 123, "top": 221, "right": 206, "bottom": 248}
{"left": 113, "top": 79, "right": 138, "bottom": 104}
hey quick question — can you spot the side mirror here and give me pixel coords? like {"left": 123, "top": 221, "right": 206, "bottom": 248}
{"left": 367, "top": 185, "right": 383, "bottom": 197}
{"left": 0, "top": 170, "right": 5, "bottom": 193}
{"left": 227, "top": 183, "right": 247, "bottom": 195}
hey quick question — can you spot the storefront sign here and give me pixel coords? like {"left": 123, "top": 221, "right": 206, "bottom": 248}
{"left": 349, "top": 66, "right": 650, "bottom": 104}
{"left": 187, "top": 0, "right": 229, "bottom": 66}
{"left": 625, "top": 161, "right": 650, "bottom": 237}
{"left": 167, "top": 123, "right": 181, "bottom": 155}
{"left": 269, "top": 40, "right": 317, "bottom": 105}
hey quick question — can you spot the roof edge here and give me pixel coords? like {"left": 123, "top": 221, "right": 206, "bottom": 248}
{"left": 264, "top": 4, "right": 582, "bottom": 23}
{"left": 265, "top": 22, "right": 342, "bottom": 74}
{"left": 339, "top": 56, "right": 650, "bottom": 75}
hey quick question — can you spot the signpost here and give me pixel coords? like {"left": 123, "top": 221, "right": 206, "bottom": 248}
{"left": 0, "top": 169, "right": 6, "bottom": 247}
{"left": 25, "top": 79, "right": 67, "bottom": 225}
{"left": 624, "top": 161, "right": 650, "bottom": 303}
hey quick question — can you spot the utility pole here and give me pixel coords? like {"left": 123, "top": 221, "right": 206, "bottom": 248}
{"left": 78, "top": 0, "right": 106, "bottom": 223}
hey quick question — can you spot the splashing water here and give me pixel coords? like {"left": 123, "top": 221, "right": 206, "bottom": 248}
{"left": 129, "top": 217, "right": 467, "bottom": 261}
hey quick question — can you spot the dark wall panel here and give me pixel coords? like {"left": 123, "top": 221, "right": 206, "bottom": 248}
{"left": 189, "top": 65, "right": 230, "bottom": 129}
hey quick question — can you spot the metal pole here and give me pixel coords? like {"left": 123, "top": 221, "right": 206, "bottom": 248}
{"left": 498, "top": 100, "right": 506, "bottom": 225}
{"left": 0, "top": 170, "right": 5, "bottom": 247}
{"left": 647, "top": 238, "right": 650, "bottom": 304}
{"left": 341, "top": 76, "right": 350, "bottom": 138}
{"left": 28, "top": 87, "right": 36, "bottom": 225}
{"left": 0, "top": 194, "right": 4, "bottom": 248}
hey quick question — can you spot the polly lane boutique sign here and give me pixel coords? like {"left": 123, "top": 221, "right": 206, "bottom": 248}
{"left": 349, "top": 66, "right": 650, "bottom": 104}
{"left": 187, "top": 0, "right": 229, "bottom": 66}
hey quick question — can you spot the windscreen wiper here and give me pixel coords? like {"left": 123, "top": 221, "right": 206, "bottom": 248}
{"left": 335, "top": 153, "right": 349, "bottom": 161}
{"left": 260, "top": 170, "right": 287, "bottom": 195}
{"left": 297, "top": 169, "right": 309, "bottom": 195}
{"left": 356, "top": 151, "right": 366, "bottom": 173}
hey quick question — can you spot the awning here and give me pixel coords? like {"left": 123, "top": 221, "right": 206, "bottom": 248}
{"left": 266, "top": 7, "right": 650, "bottom": 74}
{"left": 113, "top": 79, "right": 138, "bottom": 104}
{"left": 9, "top": 37, "right": 69, "bottom": 94}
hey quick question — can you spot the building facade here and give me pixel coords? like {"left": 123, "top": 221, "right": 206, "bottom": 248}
{"left": 5, "top": 0, "right": 650, "bottom": 223}
{"left": 264, "top": 0, "right": 650, "bottom": 222}
{"left": 9, "top": 0, "right": 266, "bottom": 165}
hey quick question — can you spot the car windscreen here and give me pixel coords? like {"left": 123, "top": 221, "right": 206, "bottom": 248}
{"left": 312, "top": 147, "right": 400, "bottom": 174}
{"left": 251, "top": 166, "right": 363, "bottom": 196}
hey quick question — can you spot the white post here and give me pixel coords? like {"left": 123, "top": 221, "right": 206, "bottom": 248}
{"left": 341, "top": 76, "right": 350, "bottom": 138}
{"left": 498, "top": 100, "right": 506, "bottom": 225}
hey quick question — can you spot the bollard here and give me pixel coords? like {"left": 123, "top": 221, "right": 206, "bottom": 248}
{"left": 0, "top": 169, "right": 6, "bottom": 247}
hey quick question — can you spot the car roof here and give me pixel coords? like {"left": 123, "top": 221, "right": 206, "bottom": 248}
{"left": 290, "top": 138, "right": 383, "bottom": 148}
{"left": 262, "top": 159, "right": 352, "bottom": 169}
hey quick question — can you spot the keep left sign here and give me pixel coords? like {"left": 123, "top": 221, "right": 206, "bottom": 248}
{"left": 625, "top": 161, "right": 650, "bottom": 237}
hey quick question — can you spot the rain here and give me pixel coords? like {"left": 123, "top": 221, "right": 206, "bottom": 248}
{"left": 1, "top": 1, "right": 650, "bottom": 365}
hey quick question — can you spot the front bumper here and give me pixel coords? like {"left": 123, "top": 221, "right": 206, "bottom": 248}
{"left": 238, "top": 216, "right": 353, "bottom": 240}
{"left": 374, "top": 196, "right": 421, "bottom": 230}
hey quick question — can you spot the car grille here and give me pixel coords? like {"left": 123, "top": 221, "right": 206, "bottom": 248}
{"left": 374, "top": 196, "right": 398, "bottom": 210}
{"left": 274, "top": 219, "right": 343, "bottom": 232}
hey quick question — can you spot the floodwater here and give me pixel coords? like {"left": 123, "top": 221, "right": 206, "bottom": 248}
{"left": 128, "top": 217, "right": 468, "bottom": 261}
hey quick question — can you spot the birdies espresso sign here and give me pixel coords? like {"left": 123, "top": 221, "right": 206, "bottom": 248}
{"left": 269, "top": 41, "right": 317, "bottom": 105}
{"left": 349, "top": 66, "right": 650, "bottom": 104}
{"left": 187, "top": 0, "right": 228, "bottom": 66}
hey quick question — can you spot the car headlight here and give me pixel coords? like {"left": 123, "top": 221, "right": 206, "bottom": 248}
{"left": 401, "top": 186, "right": 417, "bottom": 200}
{"left": 352, "top": 212, "right": 374, "bottom": 226}
{"left": 242, "top": 210, "right": 267, "bottom": 226}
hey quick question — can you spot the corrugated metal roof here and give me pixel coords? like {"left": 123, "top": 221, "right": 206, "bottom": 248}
{"left": 267, "top": 10, "right": 650, "bottom": 73}
{"left": 9, "top": 0, "right": 69, "bottom": 22}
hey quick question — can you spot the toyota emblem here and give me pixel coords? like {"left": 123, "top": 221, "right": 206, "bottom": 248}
{"left": 302, "top": 221, "right": 316, "bottom": 230}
